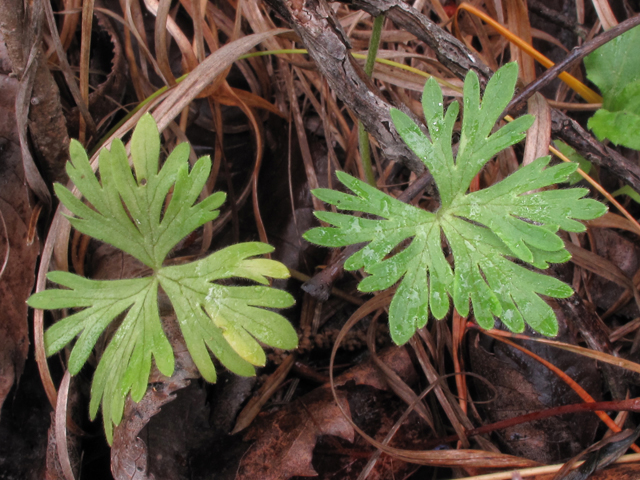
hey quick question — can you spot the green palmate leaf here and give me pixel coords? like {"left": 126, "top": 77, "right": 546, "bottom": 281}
{"left": 158, "top": 243, "right": 297, "bottom": 382}
{"left": 585, "top": 25, "right": 640, "bottom": 150}
{"left": 28, "top": 114, "right": 297, "bottom": 443}
{"left": 56, "top": 115, "right": 226, "bottom": 269}
{"left": 304, "top": 63, "right": 607, "bottom": 344}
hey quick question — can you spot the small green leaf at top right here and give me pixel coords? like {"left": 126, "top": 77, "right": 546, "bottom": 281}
{"left": 585, "top": 25, "right": 640, "bottom": 150}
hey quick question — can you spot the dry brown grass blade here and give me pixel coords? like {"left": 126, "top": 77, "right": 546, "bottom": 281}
{"left": 547, "top": 100, "right": 602, "bottom": 111}
{"left": 328, "top": 293, "right": 537, "bottom": 468}
{"left": 35, "top": 212, "right": 71, "bottom": 410}
{"left": 147, "top": 0, "right": 198, "bottom": 73}
{"left": 150, "top": 0, "right": 176, "bottom": 84}
{"left": 58, "top": 0, "right": 81, "bottom": 51}
{"left": 469, "top": 12, "right": 500, "bottom": 70}
{"left": 78, "top": 0, "right": 95, "bottom": 144}
{"left": 240, "top": 0, "right": 288, "bottom": 93}
{"left": 481, "top": 328, "right": 640, "bottom": 379}
{"left": 299, "top": 68, "right": 352, "bottom": 147}
{"left": 231, "top": 353, "right": 297, "bottom": 434}
{"left": 281, "top": 63, "right": 326, "bottom": 213}
{"left": 610, "top": 317, "right": 640, "bottom": 343}
{"left": 294, "top": 66, "right": 350, "bottom": 179}
{"left": 522, "top": 93, "right": 550, "bottom": 166}
{"left": 366, "top": 316, "right": 436, "bottom": 431}
{"left": 531, "top": 28, "right": 570, "bottom": 53}
{"left": 26, "top": 201, "right": 42, "bottom": 247}
{"left": 591, "top": 0, "right": 618, "bottom": 30}
{"left": 53, "top": 201, "right": 73, "bottom": 272}
{"left": 207, "top": 98, "right": 224, "bottom": 202}
{"left": 204, "top": 1, "right": 270, "bottom": 244}
{"left": 43, "top": 0, "right": 95, "bottom": 134}
{"left": 452, "top": 11, "right": 490, "bottom": 70}
{"left": 0, "top": 209, "right": 9, "bottom": 281}
{"left": 235, "top": 85, "right": 269, "bottom": 246}
{"left": 456, "top": 453, "right": 640, "bottom": 480}
{"left": 198, "top": 10, "right": 227, "bottom": 228}
{"left": 192, "top": 0, "right": 205, "bottom": 62}
{"left": 587, "top": 212, "right": 640, "bottom": 237}
{"left": 15, "top": 38, "right": 51, "bottom": 207}
{"left": 170, "top": 0, "right": 204, "bottom": 70}
{"left": 371, "top": 59, "right": 462, "bottom": 96}
{"left": 603, "top": 265, "right": 640, "bottom": 320}
{"left": 506, "top": 0, "right": 535, "bottom": 83}
{"left": 122, "top": 0, "right": 165, "bottom": 89}
{"left": 354, "top": 363, "right": 444, "bottom": 480}
{"left": 452, "top": 310, "right": 468, "bottom": 414}
{"left": 409, "top": 335, "right": 471, "bottom": 448}
{"left": 427, "top": 0, "right": 451, "bottom": 24}
{"left": 565, "top": 241, "right": 640, "bottom": 312}
{"left": 118, "top": 0, "right": 147, "bottom": 100}
{"left": 54, "top": 370, "right": 75, "bottom": 480}
{"left": 216, "top": 88, "right": 285, "bottom": 117}
{"left": 70, "top": 230, "right": 89, "bottom": 277}
{"left": 152, "top": 29, "right": 289, "bottom": 131}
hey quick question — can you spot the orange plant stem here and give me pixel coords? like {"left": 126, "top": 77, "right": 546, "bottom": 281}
{"left": 456, "top": 2, "right": 602, "bottom": 104}
{"left": 479, "top": 328, "right": 640, "bottom": 453}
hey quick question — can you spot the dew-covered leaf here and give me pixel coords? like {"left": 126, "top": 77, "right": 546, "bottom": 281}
{"left": 305, "top": 63, "right": 607, "bottom": 343}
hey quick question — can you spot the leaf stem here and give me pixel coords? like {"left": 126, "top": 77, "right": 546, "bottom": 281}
{"left": 455, "top": 2, "right": 601, "bottom": 103}
{"left": 358, "top": 15, "right": 385, "bottom": 187}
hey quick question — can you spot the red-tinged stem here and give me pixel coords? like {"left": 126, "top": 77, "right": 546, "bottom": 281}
{"left": 424, "top": 397, "right": 640, "bottom": 449}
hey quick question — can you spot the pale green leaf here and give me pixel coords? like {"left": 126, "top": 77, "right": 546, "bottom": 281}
{"left": 58, "top": 114, "right": 225, "bottom": 269}
{"left": 28, "top": 272, "right": 172, "bottom": 444}
{"left": 159, "top": 243, "right": 297, "bottom": 376}
{"left": 28, "top": 114, "right": 297, "bottom": 443}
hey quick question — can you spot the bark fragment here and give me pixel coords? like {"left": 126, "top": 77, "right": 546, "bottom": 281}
{"left": 0, "top": 0, "right": 70, "bottom": 188}
{"left": 0, "top": 39, "right": 40, "bottom": 415}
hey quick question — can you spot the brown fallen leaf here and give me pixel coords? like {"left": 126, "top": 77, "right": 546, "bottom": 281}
{"left": 237, "top": 387, "right": 355, "bottom": 480}
{"left": 468, "top": 312, "right": 603, "bottom": 465}
{"left": 0, "top": 36, "right": 40, "bottom": 416}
